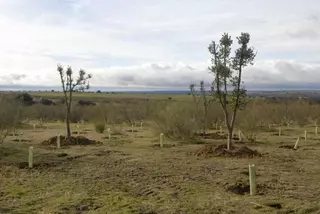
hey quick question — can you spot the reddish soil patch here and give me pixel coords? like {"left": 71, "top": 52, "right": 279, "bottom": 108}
{"left": 41, "top": 135, "right": 103, "bottom": 147}
{"left": 195, "top": 144, "right": 262, "bottom": 158}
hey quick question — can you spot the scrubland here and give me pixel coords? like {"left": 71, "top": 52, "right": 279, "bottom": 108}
{"left": 0, "top": 92, "right": 319, "bottom": 214}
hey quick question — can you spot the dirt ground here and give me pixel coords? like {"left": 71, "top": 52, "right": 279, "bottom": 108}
{"left": 1, "top": 122, "right": 320, "bottom": 214}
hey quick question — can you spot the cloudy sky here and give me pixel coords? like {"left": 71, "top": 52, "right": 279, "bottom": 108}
{"left": 0, "top": 0, "right": 320, "bottom": 91}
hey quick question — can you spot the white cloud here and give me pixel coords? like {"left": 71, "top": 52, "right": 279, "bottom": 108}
{"left": 0, "top": 0, "right": 320, "bottom": 89}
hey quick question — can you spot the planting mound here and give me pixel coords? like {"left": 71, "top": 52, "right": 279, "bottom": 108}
{"left": 41, "top": 135, "right": 103, "bottom": 146}
{"left": 195, "top": 144, "right": 261, "bottom": 158}
{"left": 226, "top": 182, "right": 250, "bottom": 195}
{"left": 194, "top": 132, "right": 227, "bottom": 140}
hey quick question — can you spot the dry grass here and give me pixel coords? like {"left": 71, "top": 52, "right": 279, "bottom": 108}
{"left": 0, "top": 92, "right": 320, "bottom": 213}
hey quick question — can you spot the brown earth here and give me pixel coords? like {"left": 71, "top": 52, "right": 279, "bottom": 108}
{"left": 195, "top": 144, "right": 262, "bottom": 158}
{"left": 41, "top": 135, "right": 103, "bottom": 147}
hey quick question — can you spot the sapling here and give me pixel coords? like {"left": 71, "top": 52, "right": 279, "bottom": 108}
{"left": 57, "top": 64, "right": 92, "bottom": 137}
{"left": 208, "top": 32, "right": 256, "bottom": 150}
{"left": 190, "top": 81, "right": 211, "bottom": 135}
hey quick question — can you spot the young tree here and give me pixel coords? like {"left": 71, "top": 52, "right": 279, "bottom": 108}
{"left": 190, "top": 81, "right": 211, "bottom": 136}
{"left": 208, "top": 32, "right": 256, "bottom": 149}
{"left": 57, "top": 64, "right": 92, "bottom": 137}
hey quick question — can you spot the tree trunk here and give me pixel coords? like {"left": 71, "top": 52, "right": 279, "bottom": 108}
{"left": 66, "top": 103, "right": 71, "bottom": 137}
{"left": 227, "top": 128, "right": 233, "bottom": 150}
{"left": 203, "top": 108, "right": 207, "bottom": 136}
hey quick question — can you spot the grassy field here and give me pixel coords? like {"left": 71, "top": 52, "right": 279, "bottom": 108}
{"left": 1, "top": 92, "right": 320, "bottom": 214}
{"left": 29, "top": 91, "right": 191, "bottom": 102}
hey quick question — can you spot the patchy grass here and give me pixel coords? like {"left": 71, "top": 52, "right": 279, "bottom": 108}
{"left": 0, "top": 120, "right": 319, "bottom": 214}
{"left": 1, "top": 92, "right": 320, "bottom": 213}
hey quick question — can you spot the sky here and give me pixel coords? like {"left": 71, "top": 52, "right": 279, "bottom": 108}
{"left": 0, "top": 0, "right": 320, "bottom": 91}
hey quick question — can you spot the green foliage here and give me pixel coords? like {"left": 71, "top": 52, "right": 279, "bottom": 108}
{"left": 208, "top": 32, "right": 255, "bottom": 111}
{"left": 94, "top": 121, "right": 106, "bottom": 133}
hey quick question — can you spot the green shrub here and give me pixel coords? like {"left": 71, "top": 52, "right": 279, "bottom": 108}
{"left": 150, "top": 102, "right": 199, "bottom": 140}
{"left": 94, "top": 121, "right": 106, "bottom": 133}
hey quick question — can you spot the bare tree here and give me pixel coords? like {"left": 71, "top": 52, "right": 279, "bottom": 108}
{"left": 57, "top": 64, "right": 92, "bottom": 137}
{"left": 190, "top": 81, "right": 211, "bottom": 136}
{"left": 208, "top": 32, "right": 256, "bottom": 149}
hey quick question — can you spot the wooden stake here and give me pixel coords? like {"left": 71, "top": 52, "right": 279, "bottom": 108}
{"left": 140, "top": 120, "right": 143, "bottom": 129}
{"left": 249, "top": 164, "right": 256, "bottom": 195}
{"left": 28, "top": 147, "right": 34, "bottom": 168}
{"left": 107, "top": 128, "right": 111, "bottom": 139}
{"left": 159, "top": 133, "right": 164, "bottom": 148}
{"left": 238, "top": 130, "right": 242, "bottom": 141}
{"left": 33, "top": 124, "right": 36, "bottom": 132}
{"left": 57, "top": 135, "right": 61, "bottom": 149}
{"left": 278, "top": 127, "right": 281, "bottom": 136}
{"left": 131, "top": 125, "right": 134, "bottom": 133}
{"left": 294, "top": 137, "right": 300, "bottom": 150}
{"left": 220, "top": 126, "right": 223, "bottom": 134}
{"left": 304, "top": 130, "right": 307, "bottom": 141}
{"left": 316, "top": 126, "right": 318, "bottom": 135}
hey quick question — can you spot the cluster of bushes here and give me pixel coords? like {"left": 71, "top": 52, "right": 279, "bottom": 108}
{"left": 0, "top": 94, "right": 21, "bottom": 143}
{"left": 2, "top": 91, "right": 320, "bottom": 141}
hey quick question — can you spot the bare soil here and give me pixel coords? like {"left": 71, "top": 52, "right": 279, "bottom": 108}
{"left": 41, "top": 135, "right": 103, "bottom": 147}
{"left": 195, "top": 144, "right": 262, "bottom": 158}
